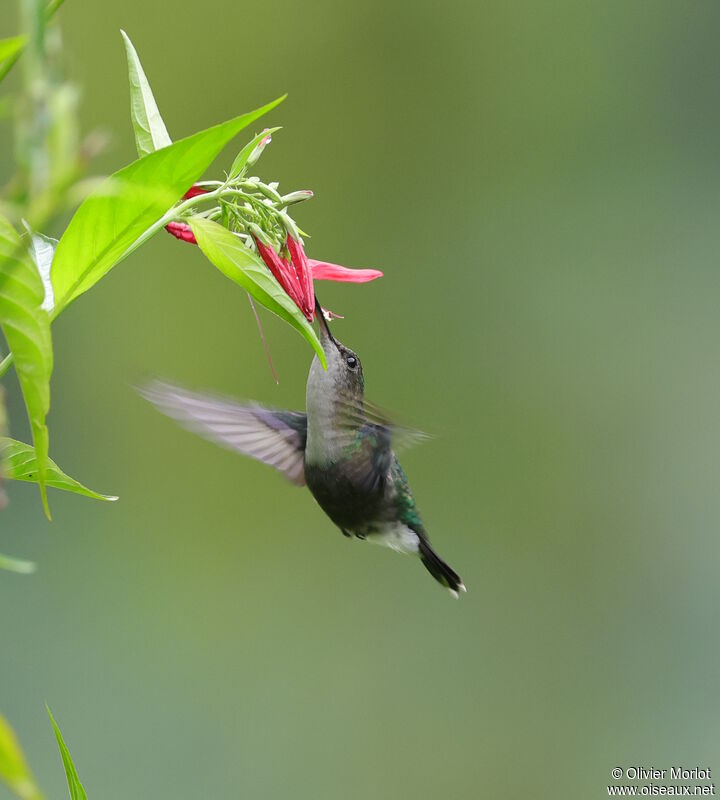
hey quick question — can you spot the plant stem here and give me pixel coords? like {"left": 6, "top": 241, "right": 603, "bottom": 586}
{"left": 45, "top": 0, "right": 67, "bottom": 15}
{"left": 118, "top": 184, "right": 264, "bottom": 258}
{"left": 117, "top": 186, "right": 226, "bottom": 259}
{"left": 0, "top": 353, "right": 15, "bottom": 380}
{"left": 0, "top": 0, "right": 65, "bottom": 84}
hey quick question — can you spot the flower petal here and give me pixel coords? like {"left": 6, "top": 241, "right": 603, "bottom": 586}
{"left": 247, "top": 128, "right": 273, "bottom": 167}
{"left": 286, "top": 235, "right": 315, "bottom": 320}
{"left": 308, "top": 260, "right": 383, "bottom": 283}
{"left": 183, "top": 185, "right": 209, "bottom": 199}
{"left": 255, "top": 238, "right": 310, "bottom": 319}
{"left": 165, "top": 221, "right": 198, "bottom": 244}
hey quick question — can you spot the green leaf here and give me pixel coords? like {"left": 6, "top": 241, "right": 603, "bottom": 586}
{"left": 0, "top": 34, "right": 28, "bottom": 87}
{"left": 189, "top": 217, "right": 326, "bottom": 367}
{"left": 0, "top": 554, "right": 37, "bottom": 575}
{"left": 24, "top": 223, "right": 57, "bottom": 313}
{"left": 0, "top": 711, "right": 43, "bottom": 800}
{"left": 51, "top": 96, "right": 285, "bottom": 314}
{"left": 228, "top": 127, "right": 281, "bottom": 180}
{"left": 121, "top": 30, "right": 172, "bottom": 158}
{"left": 0, "top": 215, "right": 53, "bottom": 518}
{"left": 0, "top": 36, "right": 27, "bottom": 68}
{"left": 1, "top": 438, "right": 118, "bottom": 501}
{"left": 47, "top": 708, "right": 87, "bottom": 800}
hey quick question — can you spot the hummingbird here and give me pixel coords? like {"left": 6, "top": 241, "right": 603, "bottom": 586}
{"left": 140, "top": 301, "right": 465, "bottom": 597}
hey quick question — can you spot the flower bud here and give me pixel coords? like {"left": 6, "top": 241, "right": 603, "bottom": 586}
{"left": 279, "top": 212, "right": 301, "bottom": 243}
{"left": 183, "top": 184, "right": 209, "bottom": 200}
{"left": 248, "top": 223, "right": 273, "bottom": 248}
{"left": 246, "top": 129, "right": 273, "bottom": 167}
{"left": 165, "top": 221, "right": 197, "bottom": 244}
{"left": 254, "top": 182, "right": 284, "bottom": 204}
{"left": 281, "top": 190, "right": 314, "bottom": 207}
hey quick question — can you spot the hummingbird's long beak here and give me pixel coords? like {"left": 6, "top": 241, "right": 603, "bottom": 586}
{"left": 315, "top": 296, "right": 339, "bottom": 350}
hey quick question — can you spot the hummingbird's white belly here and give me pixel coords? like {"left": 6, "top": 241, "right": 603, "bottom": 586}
{"left": 367, "top": 523, "right": 420, "bottom": 555}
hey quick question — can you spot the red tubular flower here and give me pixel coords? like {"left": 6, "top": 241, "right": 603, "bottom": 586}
{"left": 164, "top": 185, "right": 209, "bottom": 244}
{"left": 286, "top": 234, "right": 314, "bottom": 320}
{"left": 166, "top": 221, "right": 197, "bottom": 244}
{"left": 309, "top": 260, "right": 383, "bottom": 283}
{"left": 167, "top": 184, "right": 384, "bottom": 324}
{"left": 255, "top": 234, "right": 384, "bottom": 322}
{"left": 254, "top": 237, "right": 310, "bottom": 319}
{"left": 183, "top": 185, "right": 209, "bottom": 200}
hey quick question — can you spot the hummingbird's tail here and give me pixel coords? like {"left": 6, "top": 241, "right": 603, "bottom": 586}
{"left": 418, "top": 539, "right": 466, "bottom": 599}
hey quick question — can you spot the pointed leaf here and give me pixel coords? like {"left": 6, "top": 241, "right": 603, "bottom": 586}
{"left": 24, "top": 223, "right": 57, "bottom": 313}
{"left": 51, "top": 97, "right": 285, "bottom": 314}
{"left": 0, "top": 554, "right": 37, "bottom": 575}
{"left": 0, "top": 711, "right": 43, "bottom": 799}
{"left": 228, "top": 127, "right": 280, "bottom": 180}
{"left": 0, "top": 216, "right": 52, "bottom": 517}
{"left": 189, "top": 217, "right": 326, "bottom": 368}
{"left": 1, "top": 438, "right": 118, "bottom": 501}
{"left": 0, "top": 35, "right": 28, "bottom": 85}
{"left": 0, "top": 35, "right": 27, "bottom": 65}
{"left": 47, "top": 709, "right": 87, "bottom": 800}
{"left": 121, "top": 30, "right": 172, "bottom": 158}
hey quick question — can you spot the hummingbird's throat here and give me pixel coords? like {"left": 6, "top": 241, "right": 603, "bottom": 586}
{"left": 305, "top": 392, "right": 347, "bottom": 465}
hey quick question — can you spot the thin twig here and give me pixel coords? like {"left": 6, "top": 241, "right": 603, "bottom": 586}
{"left": 247, "top": 295, "right": 278, "bottom": 384}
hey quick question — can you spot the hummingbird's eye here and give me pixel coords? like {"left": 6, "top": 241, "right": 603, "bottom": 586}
{"left": 346, "top": 355, "right": 358, "bottom": 370}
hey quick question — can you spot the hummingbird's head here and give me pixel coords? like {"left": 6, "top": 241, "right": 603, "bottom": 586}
{"left": 307, "top": 300, "right": 365, "bottom": 410}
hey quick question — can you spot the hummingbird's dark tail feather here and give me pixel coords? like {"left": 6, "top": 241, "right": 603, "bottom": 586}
{"left": 418, "top": 539, "right": 466, "bottom": 599}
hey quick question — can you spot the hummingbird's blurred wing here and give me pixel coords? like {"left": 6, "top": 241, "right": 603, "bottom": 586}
{"left": 333, "top": 397, "right": 432, "bottom": 454}
{"left": 326, "top": 399, "right": 432, "bottom": 493}
{"left": 139, "top": 381, "right": 307, "bottom": 486}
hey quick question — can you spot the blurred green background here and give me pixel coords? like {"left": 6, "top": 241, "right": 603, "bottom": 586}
{"left": 3, "top": 1, "right": 720, "bottom": 797}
